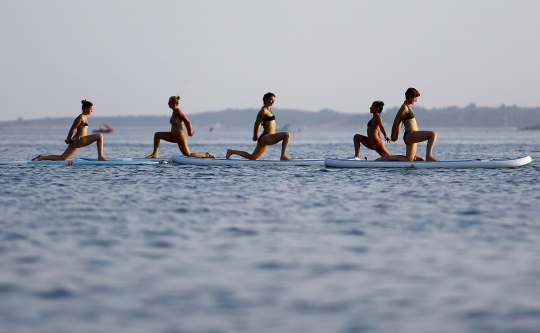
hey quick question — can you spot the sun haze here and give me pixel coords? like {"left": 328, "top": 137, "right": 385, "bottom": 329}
{"left": 0, "top": 0, "right": 539, "bottom": 121}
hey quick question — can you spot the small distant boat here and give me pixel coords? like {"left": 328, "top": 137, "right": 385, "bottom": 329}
{"left": 93, "top": 124, "right": 114, "bottom": 134}
{"left": 522, "top": 124, "right": 540, "bottom": 130}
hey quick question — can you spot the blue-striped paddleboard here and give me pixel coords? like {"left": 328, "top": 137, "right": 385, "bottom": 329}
{"left": 81, "top": 157, "right": 170, "bottom": 162}
{"left": 0, "top": 159, "right": 162, "bottom": 166}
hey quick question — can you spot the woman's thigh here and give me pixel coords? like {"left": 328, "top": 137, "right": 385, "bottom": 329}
{"left": 406, "top": 131, "right": 432, "bottom": 144}
{"left": 374, "top": 143, "right": 391, "bottom": 156}
{"left": 357, "top": 136, "right": 372, "bottom": 149}
{"left": 176, "top": 135, "right": 190, "bottom": 155}
{"left": 157, "top": 132, "right": 176, "bottom": 143}
{"left": 60, "top": 145, "right": 78, "bottom": 159}
{"left": 259, "top": 132, "right": 288, "bottom": 146}
{"left": 251, "top": 144, "right": 267, "bottom": 159}
{"left": 406, "top": 143, "right": 417, "bottom": 160}
{"left": 72, "top": 134, "right": 101, "bottom": 148}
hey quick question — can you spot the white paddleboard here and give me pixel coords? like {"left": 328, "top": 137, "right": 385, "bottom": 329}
{"left": 0, "top": 159, "right": 162, "bottom": 166}
{"left": 171, "top": 154, "right": 324, "bottom": 166}
{"left": 324, "top": 156, "right": 532, "bottom": 169}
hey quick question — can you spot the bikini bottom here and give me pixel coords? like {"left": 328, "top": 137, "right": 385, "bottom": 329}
{"left": 258, "top": 133, "right": 269, "bottom": 143}
{"left": 369, "top": 139, "right": 383, "bottom": 149}
{"left": 171, "top": 135, "right": 183, "bottom": 143}
{"left": 69, "top": 136, "right": 84, "bottom": 146}
{"left": 403, "top": 131, "right": 416, "bottom": 145}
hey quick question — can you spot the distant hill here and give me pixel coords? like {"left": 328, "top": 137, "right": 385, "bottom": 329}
{"left": 2, "top": 104, "right": 540, "bottom": 129}
{"left": 409, "top": 104, "right": 540, "bottom": 129}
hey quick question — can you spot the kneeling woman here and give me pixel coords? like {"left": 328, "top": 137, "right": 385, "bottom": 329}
{"left": 146, "top": 95, "right": 214, "bottom": 159}
{"left": 388, "top": 87, "right": 438, "bottom": 161}
{"left": 32, "top": 100, "right": 108, "bottom": 161}
{"left": 226, "top": 92, "right": 291, "bottom": 160}
{"left": 353, "top": 101, "right": 392, "bottom": 159}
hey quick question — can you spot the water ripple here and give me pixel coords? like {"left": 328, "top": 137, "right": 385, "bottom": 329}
{"left": 1, "top": 128, "right": 540, "bottom": 332}
{"left": 35, "top": 287, "right": 74, "bottom": 300}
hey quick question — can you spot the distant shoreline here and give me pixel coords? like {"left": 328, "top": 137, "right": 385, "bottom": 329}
{"left": 2, "top": 105, "right": 540, "bottom": 129}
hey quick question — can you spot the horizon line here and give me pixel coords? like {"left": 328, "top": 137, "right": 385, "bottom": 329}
{"left": 2, "top": 103, "right": 539, "bottom": 123}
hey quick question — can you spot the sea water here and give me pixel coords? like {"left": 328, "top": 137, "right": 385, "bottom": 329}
{"left": 0, "top": 127, "right": 539, "bottom": 333}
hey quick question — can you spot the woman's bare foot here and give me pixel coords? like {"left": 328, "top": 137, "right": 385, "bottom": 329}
{"left": 427, "top": 156, "right": 439, "bottom": 161}
{"left": 31, "top": 155, "right": 43, "bottom": 161}
{"left": 225, "top": 149, "right": 232, "bottom": 159}
{"left": 98, "top": 156, "right": 109, "bottom": 161}
{"left": 205, "top": 152, "right": 215, "bottom": 158}
{"left": 414, "top": 156, "right": 425, "bottom": 161}
{"left": 146, "top": 154, "right": 158, "bottom": 159}
{"left": 280, "top": 155, "right": 292, "bottom": 161}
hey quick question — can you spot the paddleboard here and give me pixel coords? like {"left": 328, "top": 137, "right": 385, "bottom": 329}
{"left": 171, "top": 154, "right": 324, "bottom": 166}
{"left": 324, "top": 156, "right": 532, "bottom": 169}
{"left": 81, "top": 157, "right": 170, "bottom": 162}
{"left": 0, "top": 159, "right": 161, "bottom": 166}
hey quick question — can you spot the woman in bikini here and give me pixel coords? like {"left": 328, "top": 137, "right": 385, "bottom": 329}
{"left": 353, "top": 101, "right": 392, "bottom": 159}
{"left": 387, "top": 87, "right": 438, "bottom": 161}
{"left": 32, "top": 100, "right": 108, "bottom": 161}
{"left": 226, "top": 92, "right": 291, "bottom": 160}
{"left": 146, "top": 95, "right": 215, "bottom": 159}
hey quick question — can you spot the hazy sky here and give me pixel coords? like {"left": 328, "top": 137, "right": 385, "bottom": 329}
{"left": 1, "top": 0, "right": 539, "bottom": 121}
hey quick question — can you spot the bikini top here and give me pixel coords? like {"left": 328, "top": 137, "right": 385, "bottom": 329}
{"left": 402, "top": 105, "right": 416, "bottom": 121}
{"left": 170, "top": 115, "right": 183, "bottom": 125}
{"left": 77, "top": 117, "right": 89, "bottom": 130}
{"left": 367, "top": 116, "right": 379, "bottom": 129}
{"left": 262, "top": 115, "right": 275, "bottom": 122}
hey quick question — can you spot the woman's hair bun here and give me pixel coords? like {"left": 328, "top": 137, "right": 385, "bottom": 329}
{"left": 80, "top": 99, "right": 93, "bottom": 110}
{"left": 372, "top": 100, "right": 384, "bottom": 112}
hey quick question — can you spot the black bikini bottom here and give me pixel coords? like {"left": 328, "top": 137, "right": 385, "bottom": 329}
{"left": 403, "top": 131, "right": 415, "bottom": 145}
{"left": 258, "top": 133, "right": 269, "bottom": 143}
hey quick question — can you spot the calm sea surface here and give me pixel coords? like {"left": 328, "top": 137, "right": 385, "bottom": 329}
{"left": 1, "top": 126, "right": 539, "bottom": 333}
